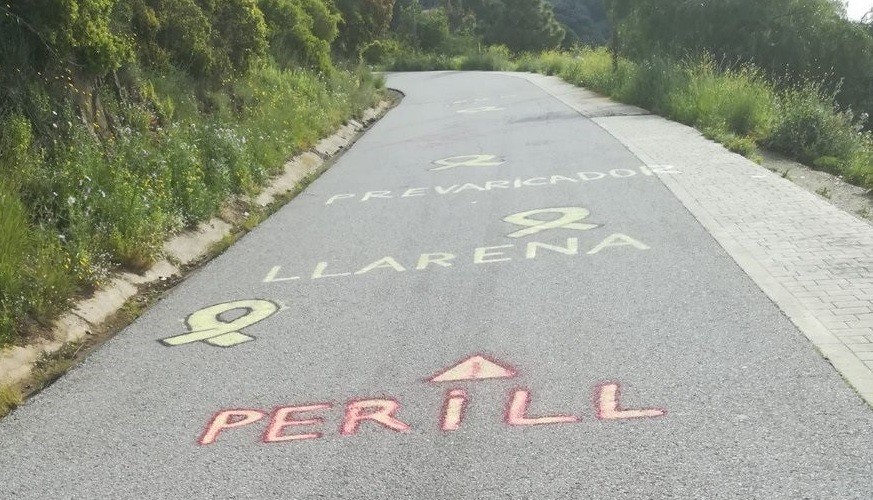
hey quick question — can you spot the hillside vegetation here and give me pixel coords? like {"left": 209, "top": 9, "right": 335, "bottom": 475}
{"left": 0, "top": 0, "right": 390, "bottom": 344}
{"left": 375, "top": 0, "right": 873, "bottom": 186}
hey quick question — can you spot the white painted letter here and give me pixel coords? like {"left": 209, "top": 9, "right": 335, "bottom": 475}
{"left": 326, "top": 194, "right": 355, "bottom": 205}
{"left": 525, "top": 238, "right": 579, "bottom": 259}
{"left": 578, "top": 172, "right": 606, "bottom": 181}
{"left": 362, "top": 191, "right": 393, "bottom": 202}
{"left": 355, "top": 257, "right": 407, "bottom": 275}
{"left": 416, "top": 253, "right": 456, "bottom": 270}
{"left": 474, "top": 245, "right": 514, "bottom": 264}
{"left": 312, "top": 262, "right": 351, "bottom": 279}
{"left": 401, "top": 188, "right": 428, "bottom": 198}
{"left": 263, "top": 266, "right": 300, "bottom": 283}
{"left": 587, "top": 234, "right": 651, "bottom": 255}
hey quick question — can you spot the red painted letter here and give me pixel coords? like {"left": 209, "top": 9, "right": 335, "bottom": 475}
{"left": 263, "top": 404, "right": 332, "bottom": 443}
{"left": 199, "top": 409, "right": 266, "bottom": 445}
{"left": 440, "top": 389, "right": 469, "bottom": 431}
{"left": 595, "top": 383, "right": 666, "bottom": 420}
{"left": 505, "top": 389, "right": 579, "bottom": 426}
{"left": 341, "top": 398, "right": 411, "bottom": 436}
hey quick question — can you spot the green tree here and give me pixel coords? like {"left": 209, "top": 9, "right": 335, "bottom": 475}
{"left": 2, "top": 0, "right": 131, "bottom": 75}
{"left": 394, "top": 0, "right": 452, "bottom": 52}
{"left": 200, "top": 0, "right": 268, "bottom": 75}
{"left": 548, "top": 0, "right": 609, "bottom": 46}
{"left": 259, "top": 0, "right": 339, "bottom": 73}
{"left": 334, "top": 0, "right": 396, "bottom": 56}
{"left": 607, "top": 0, "right": 873, "bottom": 118}
{"left": 464, "top": 0, "right": 565, "bottom": 51}
{"left": 127, "top": 0, "right": 215, "bottom": 75}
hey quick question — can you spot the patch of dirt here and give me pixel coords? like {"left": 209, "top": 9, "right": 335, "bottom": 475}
{"left": 761, "top": 150, "right": 873, "bottom": 224}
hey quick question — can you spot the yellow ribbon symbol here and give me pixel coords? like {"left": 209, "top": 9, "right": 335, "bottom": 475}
{"left": 161, "top": 299, "right": 279, "bottom": 348}
{"left": 430, "top": 155, "right": 505, "bottom": 171}
{"left": 504, "top": 207, "right": 600, "bottom": 238}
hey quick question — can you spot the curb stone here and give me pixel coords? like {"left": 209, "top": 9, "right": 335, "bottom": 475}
{"left": 0, "top": 99, "right": 394, "bottom": 391}
{"left": 503, "top": 72, "right": 873, "bottom": 407}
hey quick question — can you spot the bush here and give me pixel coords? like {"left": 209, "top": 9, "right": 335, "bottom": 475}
{"left": 458, "top": 46, "right": 514, "bottom": 71}
{"left": 7, "top": 0, "right": 132, "bottom": 75}
{"left": 510, "top": 48, "right": 872, "bottom": 189}
{"left": 766, "top": 83, "right": 864, "bottom": 166}
{"left": 259, "top": 0, "right": 339, "bottom": 74}
{"left": 665, "top": 58, "right": 776, "bottom": 140}
{"left": 362, "top": 39, "right": 402, "bottom": 65}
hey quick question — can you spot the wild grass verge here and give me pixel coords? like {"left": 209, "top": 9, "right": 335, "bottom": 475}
{"left": 517, "top": 49, "right": 872, "bottom": 188}
{"left": 0, "top": 385, "right": 22, "bottom": 418}
{"left": 0, "top": 64, "right": 383, "bottom": 345}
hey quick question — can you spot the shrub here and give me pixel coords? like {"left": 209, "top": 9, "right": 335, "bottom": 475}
{"left": 259, "top": 0, "right": 339, "bottom": 74}
{"left": 459, "top": 46, "right": 514, "bottom": 71}
{"left": 362, "top": 39, "right": 403, "bottom": 65}
{"left": 766, "top": 83, "right": 864, "bottom": 166}
{"left": 128, "top": 0, "right": 215, "bottom": 75}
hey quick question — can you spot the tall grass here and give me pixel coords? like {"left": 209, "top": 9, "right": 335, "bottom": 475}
{"left": 517, "top": 49, "right": 871, "bottom": 184}
{"left": 0, "top": 64, "right": 382, "bottom": 344}
{"left": 384, "top": 46, "right": 514, "bottom": 72}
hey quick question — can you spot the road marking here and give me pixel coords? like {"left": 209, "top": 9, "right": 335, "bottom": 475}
{"left": 199, "top": 409, "right": 266, "bottom": 445}
{"left": 504, "top": 207, "right": 600, "bottom": 238}
{"left": 430, "top": 154, "right": 505, "bottom": 172}
{"left": 451, "top": 98, "right": 491, "bottom": 105}
{"left": 505, "top": 388, "right": 579, "bottom": 426}
{"left": 263, "top": 404, "right": 332, "bottom": 443}
{"left": 262, "top": 234, "right": 652, "bottom": 285}
{"left": 457, "top": 106, "right": 504, "bottom": 114}
{"left": 324, "top": 166, "right": 683, "bottom": 205}
{"left": 440, "top": 389, "right": 469, "bottom": 431}
{"left": 161, "top": 300, "right": 279, "bottom": 348}
{"left": 197, "top": 355, "right": 666, "bottom": 445}
{"left": 595, "top": 382, "right": 666, "bottom": 420}
{"left": 428, "top": 354, "right": 517, "bottom": 382}
{"left": 340, "top": 399, "right": 411, "bottom": 436}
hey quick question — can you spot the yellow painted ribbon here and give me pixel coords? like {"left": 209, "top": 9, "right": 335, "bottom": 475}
{"left": 504, "top": 207, "right": 600, "bottom": 238}
{"left": 429, "top": 155, "right": 505, "bottom": 171}
{"left": 162, "top": 299, "right": 278, "bottom": 348}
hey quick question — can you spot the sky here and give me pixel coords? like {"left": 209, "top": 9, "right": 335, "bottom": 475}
{"left": 845, "top": 0, "right": 873, "bottom": 20}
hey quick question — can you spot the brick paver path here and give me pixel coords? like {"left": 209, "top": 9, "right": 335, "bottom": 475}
{"left": 515, "top": 73, "right": 873, "bottom": 405}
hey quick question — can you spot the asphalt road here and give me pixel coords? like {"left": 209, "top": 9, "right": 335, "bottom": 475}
{"left": 1, "top": 71, "right": 872, "bottom": 499}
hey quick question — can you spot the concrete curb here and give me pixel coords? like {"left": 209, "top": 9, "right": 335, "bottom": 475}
{"left": 0, "top": 99, "right": 394, "bottom": 389}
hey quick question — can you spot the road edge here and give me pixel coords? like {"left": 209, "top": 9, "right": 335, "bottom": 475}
{"left": 506, "top": 71, "right": 873, "bottom": 407}
{"left": 0, "top": 95, "right": 400, "bottom": 411}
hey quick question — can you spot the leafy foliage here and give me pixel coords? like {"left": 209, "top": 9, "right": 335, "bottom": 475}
{"left": 334, "top": 0, "right": 396, "bottom": 56}
{"left": 259, "top": 0, "right": 340, "bottom": 73}
{"left": 548, "top": 0, "right": 609, "bottom": 46}
{"left": 0, "top": 0, "right": 384, "bottom": 344}
{"left": 606, "top": 0, "right": 873, "bottom": 125}
{"left": 459, "top": 0, "right": 565, "bottom": 51}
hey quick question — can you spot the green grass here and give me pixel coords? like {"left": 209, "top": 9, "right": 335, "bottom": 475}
{"left": 383, "top": 46, "right": 514, "bottom": 72}
{"left": 0, "top": 63, "right": 382, "bottom": 345}
{"left": 0, "top": 385, "right": 22, "bottom": 418}
{"left": 516, "top": 48, "right": 871, "bottom": 190}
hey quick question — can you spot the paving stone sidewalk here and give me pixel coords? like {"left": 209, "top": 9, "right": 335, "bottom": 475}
{"left": 513, "top": 73, "right": 873, "bottom": 405}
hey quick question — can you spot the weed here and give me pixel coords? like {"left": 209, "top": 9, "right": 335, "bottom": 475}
{"left": 0, "top": 385, "right": 22, "bottom": 418}
{"left": 815, "top": 186, "right": 832, "bottom": 199}
{"left": 32, "top": 342, "right": 83, "bottom": 389}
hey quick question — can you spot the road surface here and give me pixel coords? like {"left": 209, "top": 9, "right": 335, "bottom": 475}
{"left": 1, "top": 71, "right": 871, "bottom": 498}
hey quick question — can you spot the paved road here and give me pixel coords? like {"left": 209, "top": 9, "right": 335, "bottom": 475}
{"left": 1, "top": 72, "right": 872, "bottom": 498}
